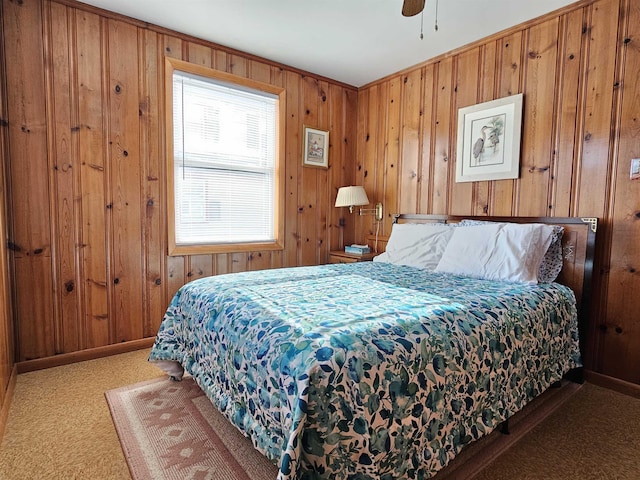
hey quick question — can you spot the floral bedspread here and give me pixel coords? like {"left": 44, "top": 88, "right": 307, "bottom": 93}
{"left": 149, "top": 262, "right": 581, "bottom": 480}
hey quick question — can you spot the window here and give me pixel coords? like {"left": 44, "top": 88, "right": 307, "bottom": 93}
{"left": 166, "top": 58, "right": 285, "bottom": 255}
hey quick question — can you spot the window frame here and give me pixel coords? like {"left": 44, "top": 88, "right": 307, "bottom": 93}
{"left": 165, "top": 57, "right": 286, "bottom": 256}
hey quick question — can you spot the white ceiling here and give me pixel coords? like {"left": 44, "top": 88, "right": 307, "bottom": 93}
{"left": 79, "top": 0, "right": 578, "bottom": 87}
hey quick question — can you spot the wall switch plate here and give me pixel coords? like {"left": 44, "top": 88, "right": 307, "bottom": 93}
{"left": 632, "top": 158, "right": 640, "bottom": 180}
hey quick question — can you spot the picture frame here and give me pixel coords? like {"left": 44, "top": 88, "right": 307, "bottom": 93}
{"left": 455, "top": 93, "right": 523, "bottom": 183}
{"left": 302, "top": 126, "right": 329, "bottom": 169}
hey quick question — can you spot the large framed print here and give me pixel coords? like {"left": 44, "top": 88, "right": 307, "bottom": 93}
{"left": 455, "top": 93, "right": 523, "bottom": 183}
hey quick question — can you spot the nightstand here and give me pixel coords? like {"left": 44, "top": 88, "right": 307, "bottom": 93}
{"left": 329, "top": 250, "right": 376, "bottom": 264}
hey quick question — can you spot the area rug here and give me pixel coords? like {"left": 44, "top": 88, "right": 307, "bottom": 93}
{"left": 105, "top": 376, "right": 279, "bottom": 480}
{"left": 106, "top": 376, "right": 581, "bottom": 480}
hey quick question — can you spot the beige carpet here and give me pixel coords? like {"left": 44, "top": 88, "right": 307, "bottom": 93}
{"left": 0, "top": 349, "right": 164, "bottom": 480}
{"left": 1, "top": 348, "right": 640, "bottom": 480}
{"left": 106, "top": 376, "right": 278, "bottom": 480}
{"left": 106, "top": 373, "right": 583, "bottom": 480}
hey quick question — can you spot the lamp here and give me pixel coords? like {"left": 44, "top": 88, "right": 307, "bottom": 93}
{"left": 335, "top": 186, "right": 383, "bottom": 222}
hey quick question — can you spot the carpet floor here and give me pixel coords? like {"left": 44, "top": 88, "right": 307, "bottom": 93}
{"left": 1, "top": 348, "right": 640, "bottom": 479}
{"left": 106, "top": 373, "right": 582, "bottom": 480}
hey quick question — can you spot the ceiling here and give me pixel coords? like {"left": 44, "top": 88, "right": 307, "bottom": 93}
{"left": 78, "top": 0, "right": 578, "bottom": 87}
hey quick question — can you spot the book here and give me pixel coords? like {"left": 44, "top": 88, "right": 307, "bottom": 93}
{"left": 345, "top": 244, "right": 370, "bottom": 254}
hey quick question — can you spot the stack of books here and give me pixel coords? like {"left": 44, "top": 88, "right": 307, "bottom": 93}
{"left": 344, "top": 244, "right": 370, "bottom": 255}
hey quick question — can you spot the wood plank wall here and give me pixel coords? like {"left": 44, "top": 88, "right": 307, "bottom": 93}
{"left": 1, "top": 0, "right": 357, "bottom": 362}
{"left": 355, "top": 0, "right": 640, "bottom": 384}
{"left": 0, "top": 0, "right": 17, "bottom": 432}
{"left": 1, "top": 0, "right": 639, "bottom": 388}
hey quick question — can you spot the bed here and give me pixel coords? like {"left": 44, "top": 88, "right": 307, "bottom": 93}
{"left": 149, "top": 215, "right": 597, "bottom": 480}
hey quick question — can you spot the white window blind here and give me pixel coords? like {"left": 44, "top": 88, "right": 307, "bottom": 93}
{"left": 173, "top": 71, "right": 277, "bottom": 246}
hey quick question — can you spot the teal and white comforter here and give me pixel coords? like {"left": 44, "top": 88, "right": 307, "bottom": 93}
{"left": 149, "top": 262, "right": 581, "bottom": 479}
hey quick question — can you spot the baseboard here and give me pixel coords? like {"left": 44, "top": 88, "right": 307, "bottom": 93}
{"left": 0, "top": 364, "right": 17, "bottom": 443}
{"left": 17, "top": 337, "right": 156, "bottom": 374}
{"left": 585, "top": 369, "right": 640, "bottom": 399}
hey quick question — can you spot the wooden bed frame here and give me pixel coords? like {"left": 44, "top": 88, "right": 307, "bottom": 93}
{"left": 367, "top": 214, "right": 598, "bottom": 382}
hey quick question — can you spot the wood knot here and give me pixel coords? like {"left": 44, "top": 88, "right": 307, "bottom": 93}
{"left": 115, "top": 84, "right": 122, "bottom": 93}
{"left": 65, "top": 280, "right": 74, "bottom": 293}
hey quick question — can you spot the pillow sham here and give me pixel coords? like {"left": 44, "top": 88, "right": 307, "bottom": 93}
{"left": 434, "top": 222, "right": 555, "bottom": 283}
{"left": 373, "top": 222, "right": 455, "bottom": 270}
{"left": 536, "top": 226, "right": 564, "bottom": 282}
{"left": 459, "top": 219, "right": 564, "bottom": 283}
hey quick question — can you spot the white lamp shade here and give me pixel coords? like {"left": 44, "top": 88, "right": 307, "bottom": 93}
{"left": 335, "top": 186, "right": 370, "bottom": 208}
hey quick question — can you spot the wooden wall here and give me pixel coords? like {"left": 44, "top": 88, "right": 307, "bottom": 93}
{"left": 2, "top": 0, "right": 639, "bottom": 388}
{"left": 0, "top": 0, "right": 17, "bottom": 435}
{"left": 355, "top": 0, "right": 640, "bottom": 384}
{"left": 1, "top": 0, "right": 357, "bottom": 362}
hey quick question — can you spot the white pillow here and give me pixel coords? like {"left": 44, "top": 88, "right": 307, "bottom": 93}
{"left": 434, "top": 223, "right": 555, "bottom": 283}
{"left": 373, "top": 223, "right": 455, "bottom": 270}
{"left": 459, "top": 219, "right": 564, "bottom": 283}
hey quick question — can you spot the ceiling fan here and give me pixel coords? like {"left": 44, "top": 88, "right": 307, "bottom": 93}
{"left": 402, "top": 0, "right": 426, "bottom": 17}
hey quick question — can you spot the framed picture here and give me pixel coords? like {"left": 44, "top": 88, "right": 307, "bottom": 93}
{"left": 302, "top": 126, "right": 329, "bottom": 169}
{"left": 455, "top": 93, "right": 523, "bottom": 183}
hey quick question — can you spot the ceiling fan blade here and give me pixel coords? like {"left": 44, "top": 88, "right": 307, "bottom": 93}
{"left": 402, "top": 0, "right": 425, "bottom": 17}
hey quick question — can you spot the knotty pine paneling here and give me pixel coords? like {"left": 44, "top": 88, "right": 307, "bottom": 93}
{"left": 3, "top": 0, "right": 638, "bottom": 388}
{"left": 356, "top": 0, "right": 640, "bottom": 384}
{"left": 2, "top": 0, "right": 357, "bottom": 362}
{"left": 76, "top": 9, "right": 109, "bottom": 349}
{"left": 0, "top": 0, "right": 16, "bottom": 427}
{"left": 4, "top": 0, "right": 55, "bottom": 361}
{"left": 596, "top": 0, "right": 640, "bottom": 381}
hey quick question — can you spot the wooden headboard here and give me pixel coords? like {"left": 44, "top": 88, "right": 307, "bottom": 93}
{"left": 366, "top": 214, "right": 598, "bottom": 359}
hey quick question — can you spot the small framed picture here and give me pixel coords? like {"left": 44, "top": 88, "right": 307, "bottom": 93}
{"left": 302, "top": 126, "right": 329, "bottom": 169}
{"left": 631, "top": 158, "right": 640, "bottom": 180}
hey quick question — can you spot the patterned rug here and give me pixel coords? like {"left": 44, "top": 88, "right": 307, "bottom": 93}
{"left": 105, "top": 377, "right": 279, "bottom": 480}
{"left": 106, "top": 376, "right": 580, "bottom": 480}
